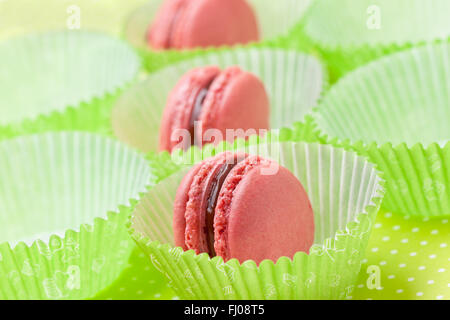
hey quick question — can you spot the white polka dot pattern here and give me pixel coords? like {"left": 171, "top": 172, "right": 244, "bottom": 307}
{"left": 352, "top": 210, "right": 449, "bottom": 300}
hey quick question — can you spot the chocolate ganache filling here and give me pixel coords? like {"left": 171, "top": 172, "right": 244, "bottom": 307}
{"left": 188, "top": 79, "right": 215, "bottom": 147}
{"left": 204, "top": 155, "right": 246, "bottom": 256}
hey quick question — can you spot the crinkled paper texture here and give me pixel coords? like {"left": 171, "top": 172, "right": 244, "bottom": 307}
{"left": 313, "top": 42, "right": 450, "bottom": 217}
{"left": 0, "top": 132, "right": 153, "bottom": 299}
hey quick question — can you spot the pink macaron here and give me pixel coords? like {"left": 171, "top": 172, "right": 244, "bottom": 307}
{"left": 159, "top": 66, "right": 270, "bottom": 152}
{"left": 173, "top": 152, "right": 315, "bottom": 264}
{"left": 148, "top": 0, "right": 259, "bottom": 50}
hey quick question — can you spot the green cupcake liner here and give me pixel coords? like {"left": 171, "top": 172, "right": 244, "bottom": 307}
{"left": 123, "top": 0, "right": 314, "bottom": 72}
{"left": 0, "top": 132, "right": 153, "bottom": 299}
{"left": 300, "top": 0, "right": 450, "bottom": 81}
{"left": 0, "top": 31, "right": 140, "bottom": 141}
{"left": 112, "top": 47, "right": 327, "bottom": 153}
{"left": 312, "top": 42, "right": 450, "bottom": 218}
{"left": 0, "top": 0, "right": 149, "bottom": 40}
{"left": 129, "top": 141, "right": 385, "bottom": 299}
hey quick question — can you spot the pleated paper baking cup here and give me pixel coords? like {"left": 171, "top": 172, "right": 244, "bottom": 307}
{"left": 313, "top": 42, "right": 450, "bottom": 218}
{"left": 124, "top": 0, "right": 313, "bottom": 71}
{"left": 129, "top": 141, "right": 385, "bottom": 299}
{"left": 301, "top": 0, "right": 450, "bottom": 80}
{"left": 0, "top": 132, "right": 152, "bottom": 299}
{"left": 0, "top": 31, "right": 140, "bottom": 141}
{"left": 112, "top": 47, "right": 326, "bottom": 153}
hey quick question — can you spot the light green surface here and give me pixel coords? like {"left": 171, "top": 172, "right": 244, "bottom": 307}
{"left": 92, "top": 247, "right": 177, "bottom": 300}
{"left": 352, "top": 209, "right": 449, "bottom": 300}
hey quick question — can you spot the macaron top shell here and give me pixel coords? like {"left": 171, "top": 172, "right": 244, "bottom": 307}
{"left": 148, "top": 0, "right": 259, "bottom": 49}
{"left": 214, "top": 155, "right": 315, "bottom": 263}
{"left": 199, "top": 67, "right": 270, "bottom": 145}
